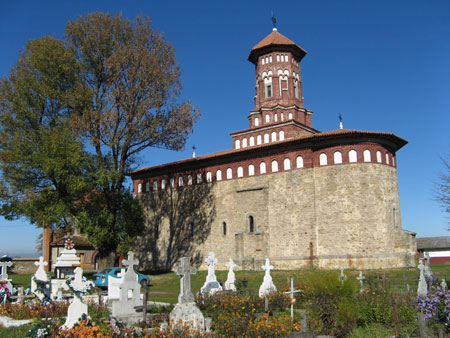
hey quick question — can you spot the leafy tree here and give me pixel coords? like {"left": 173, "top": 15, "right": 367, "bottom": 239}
{"left": 0, "top": 13, "right": 200, "bottom": 259}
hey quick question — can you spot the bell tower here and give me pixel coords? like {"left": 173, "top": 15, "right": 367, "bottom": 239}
{"left": 230, "top": 28, "right": 317, "bottom": 150}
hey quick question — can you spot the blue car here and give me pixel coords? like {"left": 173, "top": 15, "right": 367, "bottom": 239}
{"left": 93, "top": 267, "right": 150, "bottom": 288}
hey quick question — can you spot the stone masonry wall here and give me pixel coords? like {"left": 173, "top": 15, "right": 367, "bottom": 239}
{"left": 137, "top": 161, "right": 416, "bottom": 271}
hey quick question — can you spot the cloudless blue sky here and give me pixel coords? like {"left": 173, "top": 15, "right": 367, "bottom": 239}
{"left": 0, "top": 0, "right": 449, "bottom": 256}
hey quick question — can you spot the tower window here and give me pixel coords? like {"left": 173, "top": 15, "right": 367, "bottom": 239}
{"left": 137, "top": 183, "right": 142, "bottom": 193}
{"left": 170, "top": 178, "right": 175, "bottom": 188}
{"left": 260, "top": 162, "right": 267, "bottom": 174}
{"left": 296, "top": 155, "right": 304, "bottom": 168}
{"left": 249, "top": 136, "right": 255, "bottom": 146}
{"left": 294, "top": 80, "right": 299, "bottom": 98}
{"left": 237, "top": 166, "right": 244, "bottom": 178}
{"left": 284, "top": 158, "right": 291, "bottom": 170}
{"left": 265, "top": 83, "right": 272, "bottom": 98}
{"left": 363, "top": 150, "right": 371, "bottom": 162}
{"left": 216, "top": 170, "right": 222, "bottom": 181}
{"left": 178, "top": 176, "right": 183, "bottom": 187}
{"left": 248, "top": 164, "right": 255, "bottom": 176}
{"left": 227, "top": 168, "right": 232, "bottom": 179}
{"left": 197, "top": 173, "right": 202, "bottom": 184}
{"left": 257, "top": 135, "right": 262, "bottom": 145}
{"left": 334, "top": 151, "right": 343, "bottom": 164}
{"left": 206, "top": 171, "right": 212, "bottom": 183}
{"left": 222, "top": 222, "right": 227, "bottom": 236}
{"left": 319, "top": 153, "right": 328, "bottom": 166}
{"left": 349, "top": 150, "right": 357, "bottom": 163}
{"left": 161, "top": 179, "right": 167, "bottom": 189}
{"left": 188, "top": 174, "right": 193, "bottom": 185}
{"left": 271, "top": 160, "right": 279, "bottom": 172}
{"left": 153, "top": 181, "right": 158, "bottom": 191}
{"left": 255, "top": 117, "right": 259, "bottom": 126}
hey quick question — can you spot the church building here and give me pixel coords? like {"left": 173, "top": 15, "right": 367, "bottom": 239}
{"left": 130, "top": 28, "right": 417, "bottom": 270}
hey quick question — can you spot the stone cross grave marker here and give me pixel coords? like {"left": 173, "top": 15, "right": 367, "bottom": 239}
{"left": 441, "top": 279, "right": 447, "bottom": 291}
{"left": 201, "top": 252, "right": 222, "bottom": 294}
{"left": 170, "top": 257, "right": 205, "bottom": 331}
{"left": 31, "top": 256, "right": 50, "bottom": 302}
{"left": 112, "top": 251, "right": 142, "bottom": 320}
{"left": 0, "top": 261, "right": 12, "bottom": 281}
{"left": 259, "top": 258, "right": 277, "bottom": 298}
{"left": 357, "top": 271, "right": 365, "bottom": 292}
{"left": 284, "top": 278, "right": 301, "bottom": 322}
{"left": 417, "top": 259, "right": 428, "bottom": 297}
{"left": 338, "top": 268, "right": 347, "bottom": 284}
{"left": 224, "top": 258, "right": 237, "bottom": 292}
{"left": 423, "top": 252, "right": 434, "bottom": 290}
{"left": 108, "top": 268, "right": 126, "bottom": 300}
{"left": 176, "top": 257, "right": 197, "bottom": 303}
{"left": 62, "top": 267, "right": 89, "bottom": 329}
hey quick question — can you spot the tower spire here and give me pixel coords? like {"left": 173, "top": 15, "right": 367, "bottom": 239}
{"left": 271, "top": 12, "right": 277, "bottom": 31}
{"left": 339, "top": 114, "right": 344, "bottom": 129}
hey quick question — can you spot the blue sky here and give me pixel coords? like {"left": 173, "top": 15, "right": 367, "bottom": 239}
{"left": 0, "top": 0, "right": 449, "bottom": 256}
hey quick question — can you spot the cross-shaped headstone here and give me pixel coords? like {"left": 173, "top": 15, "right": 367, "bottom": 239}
{"left": 284, "top": 278, "right": 302, "bottom": 322}
{"left": 34, "top": 256, "right": 48, "bottom": 281}
{"left": 205, "top": 252, "right": 218, "bottom": 279}
{"left": 0, "top": 261, "right": 12, "bottom": 280}
{"left": 357, "top": 271, "right": 365, "bottom": 292}
{"left": 262, "top": 258, "right": 274, "bottom": 276}
{"left": 122, "top": 251, "right": 139, "bottom": 282}
{"left": 226, "top": 258, "right": 237, "bottom": 270}
{"left": 175, "top": 257, "right": 197, "bottom": 304}
{"left": 72, "top": 267, "right": 86, "bottom": 291}
{"left": 338, "top": 268, "right": 347, "bottom": 284}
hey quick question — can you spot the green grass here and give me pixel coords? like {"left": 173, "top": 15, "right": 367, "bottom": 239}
{"left": 146, "top": 265, "right": 450, "bottom": 304}
{"left": 0, "top": 323, "right": 34, "bottom": 338}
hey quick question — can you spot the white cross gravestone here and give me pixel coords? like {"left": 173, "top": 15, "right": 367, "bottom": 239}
{"left": 0, "top": 261, "right": 13, "bottom": 296}
{"left": 258, "top": 258, "right": 277, "bottom": 298}
{"left": 441, "top": 279, "right": 447, "bottom": 291}
{"left": 62, "top": 267, "right": 89, "bottom": 329}
{"left": 338, "top": 268, "right": 347, "bottom": 284}
{"left": 111, "top": 251, "right": 142, "bottom": 318}
{"left": 170, "top": 257, "right": 205, "bottom": 331}
{"left": 417, "top": 259, "right": 428, "bottom": 297}
{"left": 201, "top": 252, "right": 222, "bottom": 294}
{"left": 357, "top": 271, "right": 365, "bottom": 292}
{"left": 284, "top": 278, "right": 301, "bottom": 322}
{"left": 423, "top": 252, "right": 434, "bottom": 289}
{"left": 31, "top": 256, "right": 50, "bottom": 302}
{"left": 224, "top": 258, "right": 237, "bottom": 292}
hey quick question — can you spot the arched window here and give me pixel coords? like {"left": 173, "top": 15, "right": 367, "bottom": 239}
{"left": 250, "top": 136, "right": 255, "bottom": 146}
{"left": 281, "top": 113, "right": 284, "bottom": 121}
{"left": 288, "top": 113, "right": 293, "bottom": 119}
{"left": 137, "top": 183, "right": 142, "bottom": 193}
{"left": 237, "top": 166, "right": 244, "bottom": 178}
{"left": 248, "top": 215, "right": 255, "bottom": 233}
{"left": 284, "top": 158, "right": 291, "bottom": 170}
{"left": 274, "top": 114, "right": 278, "bottom": 122}
{"left": 319, "top": 153, "right": 328, "bottom": 166}
{"left": 257, "top": 135, "right": 262, "bottom": 145}
{"left": 255, "top": 117, "right": 259, "bottom": 126}
{"left": 385, "top": 153, "right": 390, "bottom": 164}
{"left": 271, "top": 160, "right": 279, "bottom": 172}
{"left": 146, "top": 182, "right": 150, "bottom": 192}
{"left": 188, "top": 174, "right": 193, "bottom": 185}
{"left": 265, "top": 114, "right": 270, "bottom": 123}
{"left": 271, "top": 132, "right": 277, "bottom": 142}
{"left": 197, "top": 173, "right": 202, "bottom": 184}
{"left": 227, "top": 168, "right": 232, "bottom": 179}
{"left": 264, "top": 76, "right": 273, "bottom": 98}
{"left": 222, "top": 222, "right": 227, "bottom": 236}
{"left": 264, "top": 134, "right": 269, "bottom": 143}
{"left": 349, "top": 150, "right": 357, "bottom": 163}
{"left": 242, "top": 138, "right": 248, "bottom": 148}
{"left": 248, "top": 164, "right": 255, "bottom": 176}
{"left": 334, "top": 151, "right": 343, "bottom": 164}
{"left": 279, "top": 130, "right": 285, "bottom": 141}
{"left": 376, "top": 151, "right": 382, "bottom": 163}
{"left": 235, "top": 139, "right": 241, "bottom": 149}
{"left": 260, "top": 162, "right": 266, "bottom": 174}
{"left": 206, "top": 171, "right": 212, "bottom": 183}
{"left": 161, "top": 179, "right": 167, "bottom": 190}
{"left": 363, "top": 150, "right": 371, "bottom": 162}
{"left": 170, "top": 178, "right": 175, "bottom": 188}
{"left": 178, "top": 176, "right": 183, "bottom": 187}
{"left": 296, "top": 156, "right": 304, "bottom": 168}
{"left": 153, "top": 181, "right": 158, "bottom": 191}
{"left": 216, "top": 170, "right": 222, "bottom": 181}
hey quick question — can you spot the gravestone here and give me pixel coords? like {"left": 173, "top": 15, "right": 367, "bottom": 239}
{"left": 258, "top": 258, "right": 277, "bottom": 298}
{"left": 284, "top": 278, "right": 301, "bottom": 321}
{"left": 54, "top": 237, "right": 81, "bottom": 279}
{"left": 338, "top": 268, "right": 347, "bottom": 284}
{"left": 111, "top": 251, "right": 142, "bottom": 321}
{"left": 170, "top": 257, "right": 205, "bottom": 330}
{"left": 417, "top": 259, "right": 428, "bottom": 297}
{"left": 441, "top": 278, "right": 447, "bottom": 291}
{"left": 31, "top": 256, "right": 50, "bottom": 303}
{"left": 62, "top": 267, "right": 90, "bottom": 329}
{"left": 107, "top": 269, "right": 126, "bottom": 300}
{"left": 357, "top": 271, "right": 365, "bottom": 292}
{"left": 0, "top": 260, "right": 13, "bottom": 296}
{"left": 224, "top": 258, "right": 237, "bottom": 292}
{"left": 201, "top": 252, "right": 222, "bottom": 295}
{"left": 423, "top": 252, "right": 434, "bottom": 290}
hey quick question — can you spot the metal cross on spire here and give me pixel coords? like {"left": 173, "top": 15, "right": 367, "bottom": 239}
{"left": 271, "top": 12, "right": 277, "bottom": 31}
{"left": 339, "top": 114, "right": 344, "bottom": 129}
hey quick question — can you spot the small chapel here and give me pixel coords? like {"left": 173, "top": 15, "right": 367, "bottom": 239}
{"left": 130, "top": 27, "right": 417, "bottom": 271}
